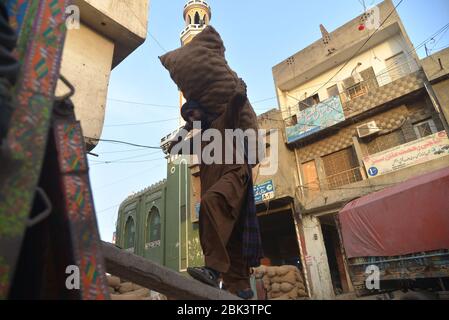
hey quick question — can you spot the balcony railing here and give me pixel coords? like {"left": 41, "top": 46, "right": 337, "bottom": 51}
{"left": 299, "top": 167, "right": 364, "bottom": 202}
{"left": 341, "top": 81, "right": 370, "bottom": 103}
{"left": 323, "top": 167, "right": 364, "bottom": 190}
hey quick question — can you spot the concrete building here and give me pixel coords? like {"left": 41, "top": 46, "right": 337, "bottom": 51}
{"left": 252, "top": 109, "right": 311, "bottom": 297}
{"left": 272, "top": 0, "right": 449, "bottom": 299}
{"left": 421, "top": 47, "right": 449, "bottom": 129}
{"left": 55, "top": 0, "right": 150, "bottom": 150}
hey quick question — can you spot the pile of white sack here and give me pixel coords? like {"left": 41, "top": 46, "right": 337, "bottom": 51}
{"left": 253, "top": 265, "right": 308, "bottom": 300}
{"left": 107, "top": 274, "right": 167, "bottom": 300}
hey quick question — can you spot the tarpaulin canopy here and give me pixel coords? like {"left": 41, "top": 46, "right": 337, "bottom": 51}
{"left": 339, "top": 166, "right": 449, "bottom": 259}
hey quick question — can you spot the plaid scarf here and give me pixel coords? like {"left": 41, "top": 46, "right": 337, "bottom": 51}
{"left": 242, "top": 164, "right": 264, "bottom": 268}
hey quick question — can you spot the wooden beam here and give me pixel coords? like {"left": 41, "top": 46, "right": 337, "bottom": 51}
{"left": 101, "top": 241, "right": 241, "bottom": 300}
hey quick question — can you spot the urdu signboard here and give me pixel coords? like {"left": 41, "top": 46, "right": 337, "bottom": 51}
{"left": 286, "top": 95, "right": 346, "bottom": 144}
{"left": 363, "top": 131, "right": 449, "bottom": 178}
{"left": 254, "top": 180, "right": 275, "bottom": 204}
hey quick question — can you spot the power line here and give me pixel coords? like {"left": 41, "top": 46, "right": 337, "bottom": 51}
{"left": 97, "top": 203, "right": 122, "bottom": 215}
{"left": 149, "top": 31, "right": 168, "bottom": 53}
{"left": 94, "top": 165, "right": 165, "bottom": 191}
{"left": 108, "top": 98, "right": 179, "bottom": 108}
{"left": 104, "top": 117, "right": 179, "bottom": 128}
{"left": 90, "top": 156, "right": 164, "bottom": 166}
{"left": 90, "top": 150, "right": 162, "bottom": 162}
{"left": 85, "top": 137, "right": 162, "bottom": 150}
{"left": 91, "top": 147, "right": 152, "bottom": 155}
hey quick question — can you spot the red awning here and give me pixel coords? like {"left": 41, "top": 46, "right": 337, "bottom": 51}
{"left": 339, "top": 166, "right": 449, "bottom": 259}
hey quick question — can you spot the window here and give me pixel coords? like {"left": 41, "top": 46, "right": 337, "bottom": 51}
{"left": 302, "top": 160, "right": 320, "bottom": 196}
{"left": 124, "top": 216, "right": 135, "bottom": 250}
{"left": 346, "top": 82, "right": 368, "bottom": 100}
{"left": 414, "top": 119, "right": 437, "bottom": 139}
{"left": 322, "top": 147, "right": 362, "bottom": 189}
{"left": 385, "top": 52, "right": 411, "bottom": 82}
{"left": 327, "top": 85, "right": 339, "bottom": 98}
{"left": 292, "top": 114, "right": 298, "bottom": 125}
{"left": 299, "top": 94, "right": 320, "bottom": 111}
{"left": 366, "top": 130, "right": 406, "bottom": 155}
{"left": 194, "top": 12, "right": 200, "bottom": 24}
{"left": 147, "top": 208, "right": 161, "bottom": 244}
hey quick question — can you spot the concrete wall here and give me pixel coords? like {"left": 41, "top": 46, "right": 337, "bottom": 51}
{"left": 56, "top": 24, "right": 114, "bottom": 146}
{"left": 254, "top": 110, "right": 298, "bottom": 199}
{"left": 421, "top": 47, "right": 449, "bottom": 124}
{"left": 77, "top": 0, "right": 149, "bottom": 67}
{"left": 301, "top": 215, "right": 335, "bottom": 300}
{"left": 83, "top": 0, "right": 148, "bottom": 39}
{"left": 55, "top": 0, "right": 150, "bottom": 150}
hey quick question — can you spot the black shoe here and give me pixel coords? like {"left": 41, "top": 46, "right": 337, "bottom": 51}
{"left": 187, "top": 267, "right": 220, "bottom": 289}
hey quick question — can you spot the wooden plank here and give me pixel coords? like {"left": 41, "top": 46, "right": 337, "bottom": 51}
{"left": 101, "top": 241, "right": 241, "bottom": 300}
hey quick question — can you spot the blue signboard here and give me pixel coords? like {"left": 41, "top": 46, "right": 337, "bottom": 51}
{"left": 367, "top": 167, "right": 379, "bottom": 177}
{"left": 254, "top": 180, "right": 275, "bottom": 204}
{"left": 286, "top": 95, "right": 346, "bottom": 144}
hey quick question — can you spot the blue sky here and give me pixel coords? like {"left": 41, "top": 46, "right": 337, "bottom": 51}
{"left": 89, "top": 0, "right": 449, "bottom": 241}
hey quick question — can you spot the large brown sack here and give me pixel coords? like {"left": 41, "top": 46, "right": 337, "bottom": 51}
{"left": 118, "top": 282, "right": 134, "bottom": 294}
{"left": 280, "top": 283, "right": 294, "bottom": 293}
{"left": 111, "top": 294, "right": 140, "bottom": 301}
{"left": 159, "top": 26, "right": 261, "bottom": 162}
{"left": 275, "top": 271, "right": 297, "bottom": 285}
{"left": 271, "top": 283, "right": 281, "bottom": 293}
{"left": 123, "top": 288, "right": 151, "bottom": 299}
{"left": 107, "top": 275, "right": 120, "bottom": 288}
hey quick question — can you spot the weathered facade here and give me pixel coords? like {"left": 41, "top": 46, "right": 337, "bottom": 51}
{"left": 272, "top": 0, "right": 449, "bottom": 299}
{"left": 55, "top": 0, "right": 150, "bottom": 149}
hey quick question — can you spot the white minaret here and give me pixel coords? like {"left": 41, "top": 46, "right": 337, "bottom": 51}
{"left": 181, "top": 0, "right": 212, "bottom": 46}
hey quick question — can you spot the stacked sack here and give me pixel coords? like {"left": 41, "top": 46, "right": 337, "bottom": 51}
{"left": 107, "top": 274, "right": 167, "bottom": 300}
{"left": 253, "top": 266, "right": 308, "bottom": 300}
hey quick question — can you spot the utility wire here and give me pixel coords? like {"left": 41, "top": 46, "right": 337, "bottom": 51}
{"left": 149, "top": 31, "right": 168, "bottom": 53}
{"left": 85, "top": 137, "right": 162, "bottom": 150}
{"left": 108, "top": 98, "right": 179, "bottom": 108}
{"left": 104, "top": 117, "right": 179, "bottom": 128}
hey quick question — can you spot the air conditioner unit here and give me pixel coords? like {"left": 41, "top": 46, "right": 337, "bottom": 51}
{"left": 357, "top": 121, "right": 381, "bottom": 138}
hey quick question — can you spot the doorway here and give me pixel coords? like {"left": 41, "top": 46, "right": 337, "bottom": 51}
{"left": 319, "top": 214, "right": 351, "bottom": 295}
{"left": 258, "top": 209, "right": 303, "bottom": 271}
